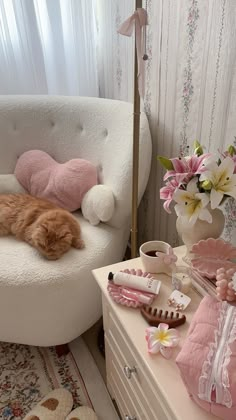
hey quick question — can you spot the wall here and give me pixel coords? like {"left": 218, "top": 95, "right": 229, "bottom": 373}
{"left": 97, "top": 0, "right": 236, "bottom": 246}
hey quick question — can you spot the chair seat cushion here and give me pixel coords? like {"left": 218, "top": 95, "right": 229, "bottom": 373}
{"left": 0, "top": 213, "right": 127, "bottom": 346}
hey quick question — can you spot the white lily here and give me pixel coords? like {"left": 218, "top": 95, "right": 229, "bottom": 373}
{"left": 200, "top": 157, "right": 236, "bottom": 209}
{"left": 173, "top": 178, "right": 212, "bottom": 226}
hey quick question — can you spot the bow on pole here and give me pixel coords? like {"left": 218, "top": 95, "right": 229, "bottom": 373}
{"left": 118, "top": 8, "right": 148, "bottom": 98}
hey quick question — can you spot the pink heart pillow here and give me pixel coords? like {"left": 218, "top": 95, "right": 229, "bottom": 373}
{"left": 15, "top": 150, "right": 98, "bottom": 211}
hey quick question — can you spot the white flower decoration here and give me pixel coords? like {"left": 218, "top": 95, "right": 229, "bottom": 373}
{"left": 173, "top": 178, "right": 212, "bottom": 226}
{"left": 200, "top": 157, "right": 236, "bottom": 209}
{"left": 145, "top": 323, "right": 180, "bottom": 358}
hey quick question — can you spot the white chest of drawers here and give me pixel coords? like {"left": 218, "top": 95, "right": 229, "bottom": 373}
{"left": 92, "top": 246, "right": 219, "bottom": 420}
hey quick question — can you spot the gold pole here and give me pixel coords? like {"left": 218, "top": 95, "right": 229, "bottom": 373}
{"left": 131, "top": 0, "right": 142, "bottom": 259}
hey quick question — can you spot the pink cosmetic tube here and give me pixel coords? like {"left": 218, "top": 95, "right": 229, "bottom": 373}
{"left": 120, "top": 287, "right": 155, "bottom": 305}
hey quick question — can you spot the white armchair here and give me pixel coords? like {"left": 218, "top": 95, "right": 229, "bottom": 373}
{"left": 0, "top": 96, "right": 152, "bottom": 346}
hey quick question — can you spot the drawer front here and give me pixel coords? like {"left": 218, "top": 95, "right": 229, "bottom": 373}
{"left": 106, "top": 334, "right": 157, "bottom": 420}
{"left": 106, "top": 307, "right": 174, "bottom": 420}
{"left": 106, "top": 340, "right": 148, "bottom": 420}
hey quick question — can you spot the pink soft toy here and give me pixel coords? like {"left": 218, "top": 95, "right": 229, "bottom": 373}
{"left": 15, "top": 150, "right": 98, "bottom": 211}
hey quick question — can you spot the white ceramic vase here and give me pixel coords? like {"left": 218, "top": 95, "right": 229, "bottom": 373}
{"left": 176, "top": 207, "right": 225, "bottom": 252}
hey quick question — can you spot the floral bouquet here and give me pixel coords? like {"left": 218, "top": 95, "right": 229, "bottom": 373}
{"left": 158, "top": 142, "right": 236, "bottom": 226}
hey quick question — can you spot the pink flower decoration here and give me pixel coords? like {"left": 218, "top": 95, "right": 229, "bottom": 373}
{"left": 160, "top": 178, "right": 183, "bottom": 213}
{"left": 156, "top": 247, "right": 177, "bottom": 265}
{"left": 145, "top": 323, "right": 180, "bottom": 359}
{"left": 167, "top": 298, "right": 176, "bottom": 306}
{"left": 163, "top": 255, "right": 173, "bottom": 265}
{"left": 164, "top": 154, "right": 210, "bottom": 183}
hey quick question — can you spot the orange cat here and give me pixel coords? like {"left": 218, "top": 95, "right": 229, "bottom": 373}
{"left": 0, "top": 194, "right": 84, "bottom": 260}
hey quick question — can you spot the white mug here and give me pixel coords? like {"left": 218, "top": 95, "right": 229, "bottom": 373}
{"left": 139, "top": 241, "right": 177, "bottom": 274}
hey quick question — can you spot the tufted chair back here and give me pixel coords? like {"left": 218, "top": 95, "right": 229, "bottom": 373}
{"left": 0, "top": 96, "right": 152, "bottom": 228}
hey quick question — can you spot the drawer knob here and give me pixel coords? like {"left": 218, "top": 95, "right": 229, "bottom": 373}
{"left": 124, "top": 416, "right": 137, "bottom": 420}
{"left": 123, "top": 365, "right": 137, "bottom": 379}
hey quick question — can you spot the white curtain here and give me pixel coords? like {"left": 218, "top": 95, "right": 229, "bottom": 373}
{"left": 0, "top": 0, "right": 99, "bottom": 96}
{"left": 96, "top": 0, "right": 134, "bottom": 101}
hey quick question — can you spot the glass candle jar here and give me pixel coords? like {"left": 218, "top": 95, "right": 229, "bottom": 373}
{"left": 172, "top": 266, "right": 192, "bottom": 294}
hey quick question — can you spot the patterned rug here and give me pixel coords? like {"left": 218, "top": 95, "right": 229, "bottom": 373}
{"left": 0, "top": 342, "right": 93, "bottom": 419}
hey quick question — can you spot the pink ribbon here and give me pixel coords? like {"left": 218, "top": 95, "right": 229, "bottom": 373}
{"left": 117, "top": 8, "right": 148, "bottom": 98}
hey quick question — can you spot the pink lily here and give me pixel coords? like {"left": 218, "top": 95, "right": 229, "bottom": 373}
{"left": 160, "top": 177, "right": 183, "bottom": 213}
{"left": 164, "top": 153, "right": 211, "bottom": 182}
{"left": 145, "top": 323, "right": 180, "bottom": 359}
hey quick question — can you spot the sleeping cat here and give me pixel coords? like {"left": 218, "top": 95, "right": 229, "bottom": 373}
{"left": 0, "top": 194, "right": 84, "bottom": 260}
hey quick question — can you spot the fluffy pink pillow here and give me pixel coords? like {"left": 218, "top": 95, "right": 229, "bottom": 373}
{"left": 15, "top": 150, "right": 97, "bottom": 211}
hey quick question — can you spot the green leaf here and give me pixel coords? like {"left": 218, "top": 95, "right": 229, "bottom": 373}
{"left": 228, "top": 145, "right": 236, "bottom": 156}
{"left": 193, "top": 140, "right": 204, "bottom": 156}
{"left": 157, "top": 156, "right": 174, "bottom": 170}
{"left": 193, "top": 140, "right": 201, "bottom": 150}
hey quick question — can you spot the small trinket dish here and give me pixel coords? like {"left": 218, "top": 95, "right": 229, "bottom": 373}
{"left": 191, "top": 238, "right": 236, "bottom": 279}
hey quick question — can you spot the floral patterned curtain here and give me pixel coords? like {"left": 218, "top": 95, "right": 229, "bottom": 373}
{"left": 97, "top": 0, "right": 236, "bottom": 246}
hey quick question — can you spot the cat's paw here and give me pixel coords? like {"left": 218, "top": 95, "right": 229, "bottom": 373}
{"left": 72, "top": 238, "right": 85, "bottom": 249}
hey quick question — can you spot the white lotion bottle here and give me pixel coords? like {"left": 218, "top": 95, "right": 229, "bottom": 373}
{"left": 108, "top": 272, "right": 161, "bottom": 295}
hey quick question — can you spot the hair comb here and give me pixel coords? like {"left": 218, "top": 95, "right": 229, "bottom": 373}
{"left": 140, "top": 306, "right": 186, "bottom": 328}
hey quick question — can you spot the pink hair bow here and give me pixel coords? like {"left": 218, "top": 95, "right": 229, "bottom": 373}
{"left": 117, "top": 8, "right": 148, "bottom": 98}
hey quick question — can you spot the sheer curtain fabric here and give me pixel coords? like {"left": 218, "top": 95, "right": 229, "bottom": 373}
{"left": 0, "top": 0, "right": 98, "bottom": 96}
